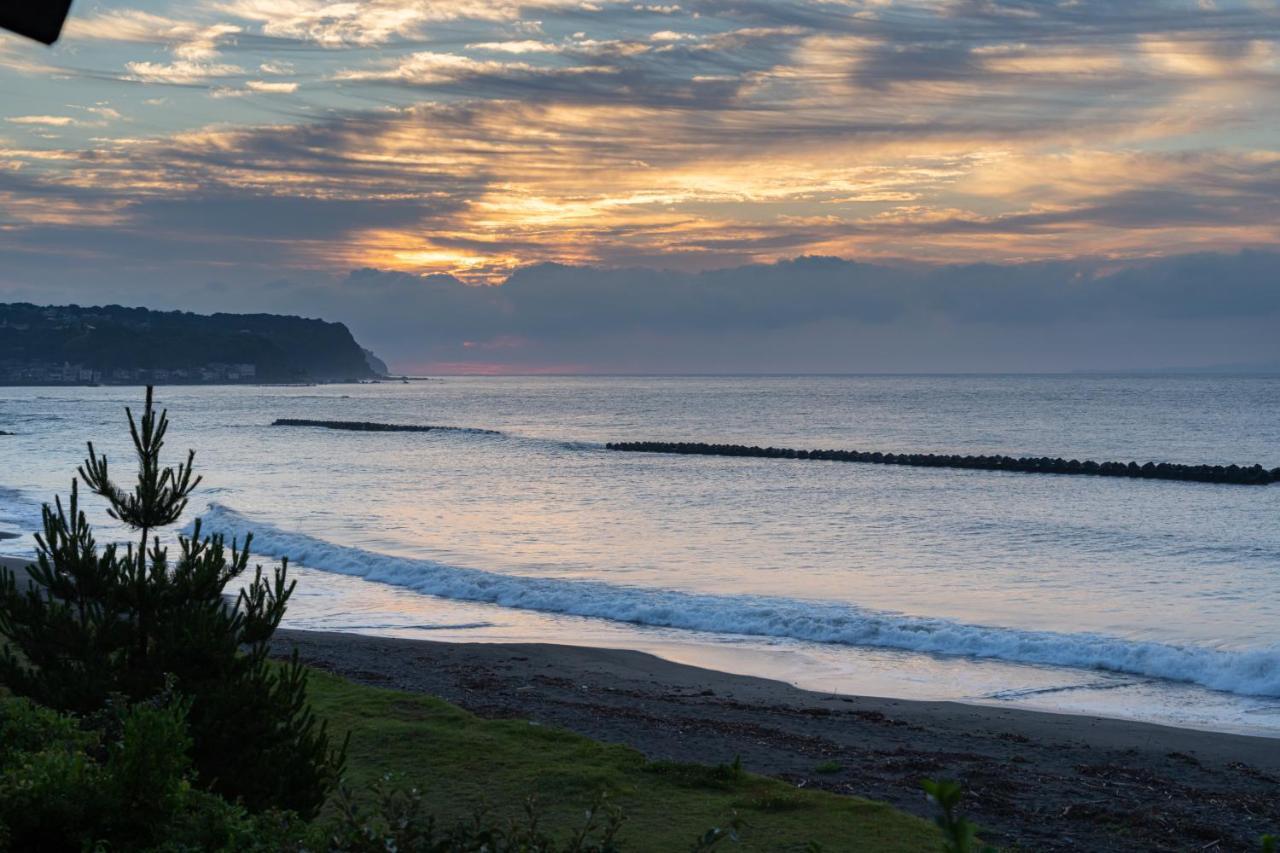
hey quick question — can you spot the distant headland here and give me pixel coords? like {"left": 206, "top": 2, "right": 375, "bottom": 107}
{"left": 0, "top": 303, "right": 387, "bottom": 385}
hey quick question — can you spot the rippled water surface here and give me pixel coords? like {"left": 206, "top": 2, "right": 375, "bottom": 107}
{"left": 2, "top": 376, "right": 1278, "bottom": 733}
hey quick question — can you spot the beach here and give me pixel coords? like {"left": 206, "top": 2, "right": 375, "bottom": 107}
{"left": 4, "top": 553, "right": 1278, "bottom": 849}
{"left": 271, "top": 627, "right": 1280, "bottom": 852}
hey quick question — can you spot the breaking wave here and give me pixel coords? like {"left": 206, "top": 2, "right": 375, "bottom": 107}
{"left": 0, "top": 486, "right": 44, "bottom": 551}
{"left": 197, "top": 503, "right": 1280, "bottom": 699}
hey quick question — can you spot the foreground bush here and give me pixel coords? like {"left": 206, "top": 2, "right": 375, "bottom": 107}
{"left": 0, "top": 692, "right": 734, "bottom": 853}
{"left": 0, "top": 693, "right": 304, "bottom": 852}
{"left": 0, "top": 387, "right": 343, "bottom": 816}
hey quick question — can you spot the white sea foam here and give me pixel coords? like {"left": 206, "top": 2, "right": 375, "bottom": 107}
{"left": 197, "top": 504, "right": 1280, "bottom": 699}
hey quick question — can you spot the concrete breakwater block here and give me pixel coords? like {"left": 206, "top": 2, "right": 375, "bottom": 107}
{"left": 272, "top": 419, "right": 499, "bottom": 435}
{"left": 605, "top": 442, "right": 1280, "bottom": 486}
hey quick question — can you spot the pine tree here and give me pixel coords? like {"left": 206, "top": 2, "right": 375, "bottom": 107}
{"left": 0, "top": 386, "right": 344, "bottom": 816}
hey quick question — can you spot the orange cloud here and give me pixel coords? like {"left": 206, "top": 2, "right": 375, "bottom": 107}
{"left": 0, "top": 0, "right": 1275, "bottom": 281}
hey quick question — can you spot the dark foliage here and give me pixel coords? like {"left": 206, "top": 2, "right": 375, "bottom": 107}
{"left": 0, "top": 302, "right": 375, "bottom": 382}
{"left": 921, "top": 779, "right": 996, "bottom": 853}
{"left": 320, "top": 777, "right": 746, "bottom": 853}
{"left": 0, "top": 691, "right": 187, "bottom": 851}
{"left": 0, "top": 693, "right": 307, "bottom": 852}
{"left": 322, "top": 779, "right": 623, "bottom": 852}
{"left": 0, "top": 387, "right": 345, "bottom": 816}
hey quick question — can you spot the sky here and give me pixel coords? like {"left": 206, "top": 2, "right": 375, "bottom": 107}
{"left": 1, "top": 0, "right": 1278, "bottom": 373}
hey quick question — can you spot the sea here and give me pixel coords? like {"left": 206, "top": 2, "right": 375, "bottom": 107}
{"left": 2, "top": 376, "right": 1278, "bottom": 736}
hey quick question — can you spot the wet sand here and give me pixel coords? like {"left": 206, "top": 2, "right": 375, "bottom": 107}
{"left": 274, "top": 628, "right": 1280, "bottom": 852}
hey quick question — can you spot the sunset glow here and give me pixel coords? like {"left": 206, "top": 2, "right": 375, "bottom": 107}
{"left": 1, "top": 1, "right": 1278, "bottom": 372}
{"left": 2, "top": 1, "right": 1277, "bottom": 281}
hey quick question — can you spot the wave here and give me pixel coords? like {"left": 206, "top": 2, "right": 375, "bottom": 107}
{"left": 303, "top": 622, "right": 495, "bottom": 632}
{"left": 0, "top": 486, "right": 44, "bottom": 546}
{"left": 195, "top": 504, "right": 1280, "bottom": 699}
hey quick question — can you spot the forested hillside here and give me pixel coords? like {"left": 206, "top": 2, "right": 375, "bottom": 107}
{"left": 0, "top": 303, "right": 383, "bottom": 384}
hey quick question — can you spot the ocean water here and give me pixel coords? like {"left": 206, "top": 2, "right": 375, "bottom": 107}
{"left": 2, "top": 376, "right": 1279, "bottom": 735}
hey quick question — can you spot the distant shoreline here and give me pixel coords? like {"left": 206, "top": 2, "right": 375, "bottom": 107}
{"left": 0, "top": 379, "right": 402, "bottom": 388}
{"left": 3, "top": 372, "right": 1280, "bottom": 384}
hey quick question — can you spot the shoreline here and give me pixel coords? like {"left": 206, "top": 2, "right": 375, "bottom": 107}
{"left": 6, "top": 555, "right": 1280, "bottom": 847}
{"left": 272, "top": 628, "right": 1280, "bottom": 852}
{"left": 3, "top": 553, "right": 1277, "bottom": 734}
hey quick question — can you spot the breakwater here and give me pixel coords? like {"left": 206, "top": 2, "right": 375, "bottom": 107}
{"left": 605, "top": 442, "right": 1280, "bottom": 485}
{"left": 273, "top": 419, "right": 500, "bottom": 435}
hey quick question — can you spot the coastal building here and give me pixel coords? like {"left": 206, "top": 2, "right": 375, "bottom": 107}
{"left": 0, "top": 359, "right": 260, "bottom": 386}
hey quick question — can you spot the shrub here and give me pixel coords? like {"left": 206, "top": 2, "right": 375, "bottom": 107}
{"left": 99, "top": 683, "right": 194, "bottom": 831}
{"left": 642, "top": 755, "right": 744, "bottom": 791}
{"left": 0, "top": 386, "right": 344, "bottom": 816}
{"left": 319, "top": 777, "right": 625, "bottom": 852}
{"left": 0, "top": 693, "right": 307, "bottom": 853}
{"left": 0, "top": 697, "right": 110, "bottom": 851}
{"left": 921, "top": 779, "right": 995, "bottom": 853}
{"left": 311, "top": 774, "right": 754, "bottom": 853}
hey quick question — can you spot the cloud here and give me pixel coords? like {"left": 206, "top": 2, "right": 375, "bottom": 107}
{"left": 335, "top": 52, "right": 614, "bottom": 86}
{"left": 0, "top": 90, "right": 1275, "bottom": 285}
{"left": 84, "top": 105, "right": 124, "bottom": 121}
{"left": 7, "top": 116, "right": 78, "bottom": 126}
{"left": 68, "top": 13, "right": 243, "bottom": 64}
{"left": 39, "top": 250, "right": 1275, "bottom": 374}
{"left": 64, "top": 10, "right": 204, "bottom": 44}
{"left": 126, "top": 60, "right": 246, "bottom": 84}
{"left": 245, "top": 80, "right": 299, "bottom": 93}
{"left": 650, "top": 30, "right": 698, "bottom": 41}
{"left": 0, "top": 0, "right": 1276, "bottom": 352}
{"left": 5, "top": 109, "right": 123, "bottom": 131}
{"left": 466, "top": 40, "right": 565, "bottom": 54}
{"left": 317, "top": 251, "right": 1280, "bottom": 372}
{"left": 211, "top": 0, "right": 586, "bottom": 46}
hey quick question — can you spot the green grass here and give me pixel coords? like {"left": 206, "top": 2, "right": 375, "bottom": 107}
{"left": 307, "top": 668, "right": 939, "bottom": 852}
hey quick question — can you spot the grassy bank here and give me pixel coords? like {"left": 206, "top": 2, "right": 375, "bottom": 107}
{"left": 0, "top": 647, "right": 941, "bottom": 851}
{"left": 307, "top": 667, "right": 939, "bottom": 851}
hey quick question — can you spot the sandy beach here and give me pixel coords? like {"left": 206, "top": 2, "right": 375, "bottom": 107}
{"left": 272, "top": 628, "right": 1280, "bottom": 852}
{"left": 4, "top": 554, "right": 1277, "bottom": 850}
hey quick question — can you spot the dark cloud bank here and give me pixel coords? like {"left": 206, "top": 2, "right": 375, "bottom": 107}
{"left": 2, "top": 251, "right": 1276, "bottom": 373}
{"left": 181, "top": 251, "right": 1280, "bottom": 373}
